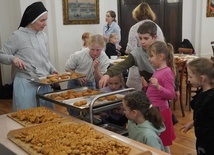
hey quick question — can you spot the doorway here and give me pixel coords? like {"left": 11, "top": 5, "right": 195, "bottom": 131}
{"left": 117, "top": 0, "right": 183, "bottom": 53}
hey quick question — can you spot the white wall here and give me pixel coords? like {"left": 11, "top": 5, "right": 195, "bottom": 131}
{"left": 0, "top": 0, "right": 213, "bottom": 85}
{"left": 51, "top": 0, "right": 118, "bottom": 73}
{"left": 0, "top": 0, "right": 117, "bottom": 84}
{"left": 182, "top": 0, "right": 214, "bottom": 57}
{"left": 0, "top": 0, "right": 21, "bottom": 84}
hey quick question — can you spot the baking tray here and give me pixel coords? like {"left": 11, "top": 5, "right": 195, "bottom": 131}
{"left": 7, "top": 107, "right": 67, "bottom": 127}
{"left": 62, "top": 94, "right": 124, "bottom": 109}
{"left": 7, "top": 117, "right": 152, "bottom": 155}
{"left": 43, "top": 86, "right": 103, "bottom": 102}
{"left": 30, "top": 72, "right": 86, "bottom": 85}
{"left": 99, "top": 123, "right": 128, "bottom": 136}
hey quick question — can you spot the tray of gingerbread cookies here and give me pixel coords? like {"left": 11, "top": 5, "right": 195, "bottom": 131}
{"left": 7, "top": 118, "right": 152, "bottom": 155}
{"left": 62, "top": 93, "right": 125, "bottom": 109}
{"left": 30, "top": 72, "right": 86, "bottom": 85}
{"left": 7, "top": 107, "right": 67, "bottom": 127}
{"left": 43, "top": 86, "right": 102, "bottom": 102}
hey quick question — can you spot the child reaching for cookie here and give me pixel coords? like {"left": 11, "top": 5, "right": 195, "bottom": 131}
{"left": 98, "top": 73, "right": 127, "bottom": 126}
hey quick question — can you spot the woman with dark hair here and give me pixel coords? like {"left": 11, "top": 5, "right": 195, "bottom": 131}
{"left": 103, "top": 10, "right": 121, "bottom": 48}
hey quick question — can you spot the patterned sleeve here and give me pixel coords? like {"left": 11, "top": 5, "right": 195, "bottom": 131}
{"left": 126, "top": 25, "right": 138, "bottom": 53}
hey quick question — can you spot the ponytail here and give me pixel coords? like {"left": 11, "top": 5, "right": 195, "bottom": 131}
{"left": 167, "top": 43, "right": 176, "bottom": 76}
{"left": 144, "top": 106, "right": 163, "bottom": 129}
{"left": 124, "top": 91, "right": 164, "bottom": 129}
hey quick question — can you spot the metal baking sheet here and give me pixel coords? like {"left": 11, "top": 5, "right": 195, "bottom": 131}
{"left": 43, "top": 86, "right": 102, "bottom": 101}
{"left": 44, "top": 86, "right": 90, "bottom": 96}
{"left": 30, "top": 72, "right": 86, "bottom": 85}
{"left": 62, "top": 94, "right": 124, "bottom": 109}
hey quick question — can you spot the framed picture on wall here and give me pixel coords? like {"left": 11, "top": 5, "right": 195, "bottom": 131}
{"left": 207, "top": 0, "right": 214, "bottom": 17}
{"left": 63, "top": 0, "right": 100, "bottom": 24}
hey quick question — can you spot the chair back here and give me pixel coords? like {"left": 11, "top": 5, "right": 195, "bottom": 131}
{"left": 175, "top": 60, "right": 187, "bottom": 88}
{"left": 211, "top": 41, "right": 214, "bottom": 56}
{"left": 178, "top": 48, "right": 193, "bottom": 55}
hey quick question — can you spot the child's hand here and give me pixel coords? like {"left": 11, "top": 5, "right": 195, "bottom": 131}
{"left": 93, "top": 58, "right": 100, "bottom": 69}
{"left": 113, "top": 107, "right": 124, "bottom": 116}
{"left": 180, "top": 121, "right": 194, "bottom": 133}
{"left": 149, "top": 77, "right": 160, "bottom": 89}
{"left": 141, "top": 76, "right": 148, "bottom": 88}
{"left": 117, "top": 45, "right": 122, "bottom": 51}
{"left": 117, "top": 51, "right": 121, "bottom": 57}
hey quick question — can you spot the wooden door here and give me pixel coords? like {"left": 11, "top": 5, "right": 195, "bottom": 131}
{"left": 117, "top": 0, "right": 182, "bottom": 53}
{"left": 163, "top": 1, "right": 183, "bottom": 52}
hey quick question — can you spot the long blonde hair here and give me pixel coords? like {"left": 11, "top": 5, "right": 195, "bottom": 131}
{"left": 88, "top": 34, "right": 105, "bottom": 47}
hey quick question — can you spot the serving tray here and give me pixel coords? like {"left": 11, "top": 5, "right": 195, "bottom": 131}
{"left": 30, "top": 72, "right": 86, "bottom": 85}
{"left": 7, "top": 118, "right": 152, "bottom": 155}
{"left": 7, "top": 107, "right": 67, "bottom": 127}
{"left": 63, "top": 94, "right": 124, "bottom": 109}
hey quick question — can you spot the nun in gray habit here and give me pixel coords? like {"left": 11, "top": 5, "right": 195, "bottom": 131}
{"left": 0, "top": 1, "right": 58, "bottom": 111}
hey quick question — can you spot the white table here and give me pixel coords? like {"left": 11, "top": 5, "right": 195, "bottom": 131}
{"left": 0, "top": 113, "right": 170, "bottom": 155}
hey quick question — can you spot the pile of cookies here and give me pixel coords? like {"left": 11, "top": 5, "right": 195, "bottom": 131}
{"left": 46, "top": 89, "right": 100, "bottom": 101}
{"left": 8, "top": 107, "right": 63, "bottom": 126}
{"left": 40, "top": 72, "right": 84, "bottom": 84}
{"left": 73, "top": 100, "right": 87, "bottom": 106}
{"left": 14, "top": 122, "right": 131, "bottom": 155}
{"left": 98, "top": 95, "right": 124, "bottom": 102}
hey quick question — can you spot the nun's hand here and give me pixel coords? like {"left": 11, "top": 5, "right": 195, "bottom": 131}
{"left": 79, "top": 77, "right": 87, "bottom": 85}
{"left": 52, "top": 70, "right": 59, "bottom": 75}
{"left": 13, "top": 57, "right": 26, "bottom": 70}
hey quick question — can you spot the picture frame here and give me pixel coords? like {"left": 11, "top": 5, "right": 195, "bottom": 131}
{"left": 63, "top": 0, "right": 100, "bottom": 25}
{"left": 207, "top": 0, "right": 214, "bottom": 17}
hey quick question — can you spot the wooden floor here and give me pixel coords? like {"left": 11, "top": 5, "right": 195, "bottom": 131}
{"left": 0, "top": 85, "right": 196, "bottom": 155}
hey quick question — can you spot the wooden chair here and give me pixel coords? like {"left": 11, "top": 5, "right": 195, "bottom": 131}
{"left": 178, "top": 48, "right": 193, "bottom": 55}
{"left": 173, "top": 60, "right": 187, "bottom": 117}
{"left": 211, "top": 41, "right": 214, "bottom": 56}
{"left": 178, "top": 47, "right": 194, "bottom": 110}
{"left": 186, "top": 81, "right": 193, "bottom": 111}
